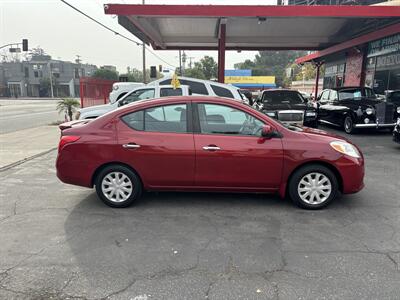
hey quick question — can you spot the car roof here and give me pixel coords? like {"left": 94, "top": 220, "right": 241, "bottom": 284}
{"left": 262, "top": 89, "right": 297, "bottom": 92}
{"left": 327, "top": 86, "right": 372, "bottom": 91}
{"left": 149, "top": 76, "right": 240, "bottom": 90}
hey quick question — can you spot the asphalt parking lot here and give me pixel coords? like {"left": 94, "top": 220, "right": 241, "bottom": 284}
{"left": 0, "top": 126, "right": 399, "bottom": 300}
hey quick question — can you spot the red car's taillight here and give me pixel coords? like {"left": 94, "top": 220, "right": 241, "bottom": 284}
{"left": 58, "top": 136, "right": 80, "bottom": 152}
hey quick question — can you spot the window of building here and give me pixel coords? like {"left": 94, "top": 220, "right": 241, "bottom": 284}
{"left": 34, "top": 71, "right": 39, "bottom": 78}
{"left": 24, "top": 67, "right": 29, "bottom": 78}
{"left": 197, "top": 103, "right": 263, "bottom": 136}
{"left": 211, "top": 85, "right": 234, "bottom": 98}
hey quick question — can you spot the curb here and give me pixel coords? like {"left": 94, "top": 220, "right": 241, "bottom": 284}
{"left": 0, "top": 148, "right": 57, "bottom": 172}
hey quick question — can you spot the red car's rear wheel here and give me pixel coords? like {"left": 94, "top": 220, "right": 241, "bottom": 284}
{"left": 95, "top": 165, "right": 142, "bottom": 208}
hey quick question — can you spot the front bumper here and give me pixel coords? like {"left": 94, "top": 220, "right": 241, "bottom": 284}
{"left": 354, "top": 122, "right": 396, "bottom": 128}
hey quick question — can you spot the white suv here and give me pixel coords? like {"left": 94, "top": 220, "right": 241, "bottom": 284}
{"left": 78, "top": 85, "right": 191, "bottom": 120}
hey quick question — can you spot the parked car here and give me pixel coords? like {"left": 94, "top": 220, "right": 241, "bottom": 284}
{"left": 57, "top": 96, "right": 364, "bottom": 210}
{"left": 109, "top": 82, "right": 144, "bottom": 103}
{"left": 148, "top": 76, "right": 244, "bottom": 100}
{"left": 317, "top": 86, "right": 397, "bottom": 134}
{"left": 77, "top": 85, "right": 191, "bottom": 119}
{"left": 253, "top": 89, "right": 318, "bottom": 127}
{"left": 393, "top": 118, "right": 400, "bottom": 144}
{"left": 386, "top": 90, "right": 400, "bottom": 110}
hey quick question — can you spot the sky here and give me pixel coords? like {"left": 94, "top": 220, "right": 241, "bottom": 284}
{"left": 0, "top": 0, "right": 277, "bottom": 73}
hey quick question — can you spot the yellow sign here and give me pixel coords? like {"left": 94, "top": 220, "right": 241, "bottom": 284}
{"left": 171, "top": 73, "right": 181, "bottom": 89}
{"left": 224, "top": 76, "right": 275, "bottom": 84}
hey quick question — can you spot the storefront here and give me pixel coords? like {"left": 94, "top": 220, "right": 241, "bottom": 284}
{"left": 323, "top": 57, "right": 346, "bottom": 89}
{"left": 296, "top": 23, "right": 400, "bottom": 98}
{"left": 365, "top": 33, "right": 400, "bottom": 94}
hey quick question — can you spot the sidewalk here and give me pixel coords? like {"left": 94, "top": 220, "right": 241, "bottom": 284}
{"left": 0, "top": 126, "right": 60, "bottom": 169}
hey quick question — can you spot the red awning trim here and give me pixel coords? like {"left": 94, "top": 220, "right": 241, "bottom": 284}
{"left": 296, "top": 22, "right": 400, "bottom": 64}
{"left": 104, "top": 4, "right": 400, "bottom": 18}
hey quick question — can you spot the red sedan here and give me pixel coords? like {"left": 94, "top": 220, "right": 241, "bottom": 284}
{"left": 56, "top": 96, "right": 364, "bottom": 209}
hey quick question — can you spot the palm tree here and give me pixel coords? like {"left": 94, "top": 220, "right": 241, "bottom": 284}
{"left": 57, "top": 98, "right": 80, "bottom": 121}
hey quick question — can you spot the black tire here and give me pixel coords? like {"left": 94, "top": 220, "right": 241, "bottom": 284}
{"left": 95, "top": 165, "right": 142, "bottom": 208}
{"left": 288, "top": 164, "right": 339, "bottom": 210}
{"left": 343, "top": 116, "right": 356, "bottom": 134}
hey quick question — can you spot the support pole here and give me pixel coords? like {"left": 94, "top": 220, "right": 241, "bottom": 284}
{"left": 217, "top": 23, "right": 226, "bottom": 83}
{"left": 142, "top": 0, "right": 146, "bottom": 83}
{"left": 314, "top": 62, "right": 321, "bottom": 101}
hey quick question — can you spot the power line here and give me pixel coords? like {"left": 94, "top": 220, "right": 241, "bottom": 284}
{"left": 59, "top": 0, "right": 177, "bottom": 68}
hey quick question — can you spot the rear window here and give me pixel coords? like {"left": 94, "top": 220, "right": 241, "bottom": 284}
{"left": 160, "top": 78, "right": 208, "bottom": 95}
{"left": 160, "top": 88, "right": 183, "bottom": 97}
{"left": 211, "top": 85, "right": 234, "bottom": 98}
{"left": 262, "top": 91, "right": 304, "bottom": 104}
{"left": 180, "top": 80, "right": 208, "bottom": 95}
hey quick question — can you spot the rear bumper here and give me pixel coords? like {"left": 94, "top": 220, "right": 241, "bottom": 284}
{"left": 355, "top": 123, "right": 395, "bottom": 128}
{"left": 56, "top": 153, "right": 95, "bottom": 188}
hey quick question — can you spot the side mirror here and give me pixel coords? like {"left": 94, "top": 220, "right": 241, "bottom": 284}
{"left": 261, "top": 125, "right": 274, "bottom": 138}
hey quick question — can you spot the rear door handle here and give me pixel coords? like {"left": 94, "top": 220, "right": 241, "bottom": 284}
{"left": 123, "top": 143, "right": 141, "bottom": 149}
{"left": 203, "top": 145, "right": 221, "bottom": 151}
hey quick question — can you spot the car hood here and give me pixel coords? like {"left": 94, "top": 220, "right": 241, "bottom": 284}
{"left": 300, "top": 126, "right": 350, "bottom": 142}
{"left": 262, "top": 103, "right": 310, "bottom": 111}
{"left": 79, "top": 104, "right": 111, "bottom": 114}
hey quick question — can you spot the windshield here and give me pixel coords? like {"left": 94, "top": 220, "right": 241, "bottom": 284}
{"left": 338, "top": 88, "right": 376, "bottom": 100}
{"left": 262, "top": 91, "right": 304, "bottom": 105}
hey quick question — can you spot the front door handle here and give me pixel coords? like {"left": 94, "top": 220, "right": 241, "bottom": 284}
{"left": 203, "top": 145, "right": 221, "bottom": 151}
{"left": 123, "top": 143, "right": 141, "bottom": 149}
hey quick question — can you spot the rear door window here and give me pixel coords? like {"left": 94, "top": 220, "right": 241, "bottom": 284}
{"left": 211, "top": 85, "right": 234, "bottom": 98}
{"left": 145, "top": 104, "right": 187, "bottom": 133}
{"left": 121, "top": 110, "right": 144, "bottom": 131}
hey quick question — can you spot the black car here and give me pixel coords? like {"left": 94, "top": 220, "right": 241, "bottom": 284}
{"left": 393, "top": 118, "right": 400, "bottom": 144}
{"left": 317, "top": 86, "right": 398, "bottom": 134}
{"left": 253, "top": 89, "right": 318, "bottom": 127}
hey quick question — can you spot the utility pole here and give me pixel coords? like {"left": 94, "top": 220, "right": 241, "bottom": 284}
{"left": 188, "top": 56, "right": 195, "bottom": 69}
{"left": 178, "top": 51, "right": 182, "bottom": 75}
{"left": 142, "top": 0, "right": 146, "bottom": 83}
{"left": 181, "top": 51, "right": 187, "bottom": 75}
{"left": 47, "top": 61, "right": 54, "bottom": 98}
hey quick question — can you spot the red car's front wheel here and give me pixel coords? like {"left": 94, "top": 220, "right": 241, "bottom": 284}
{"left": 288, "top": 164, "right": 339, "bottom": 209}
{"left": 95, "top": 165, "right": 142, "bottom": 208}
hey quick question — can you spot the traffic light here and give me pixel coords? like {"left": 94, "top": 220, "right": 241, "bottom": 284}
{"left": 150, "top": 66, "right": 157, "bottom": 78}
{"left": 159, "top": 65, "right": 162, "bottom": 72}
{"left": 22, "top": 39, "right": 28, "bottom": 51}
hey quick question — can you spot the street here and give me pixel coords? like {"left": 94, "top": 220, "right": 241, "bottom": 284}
{"left": 0, "top": 126, "right": 399, "bottom": 299}
{"left": 0, "top": 99, "right": 62, "bottom": 134}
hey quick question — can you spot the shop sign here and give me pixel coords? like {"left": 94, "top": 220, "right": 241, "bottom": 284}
{"left": 376, "top": 53, "right": 400, "bottom": 69}
{"left": 368, "top": 34, "right": 400, "bottom": 57}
